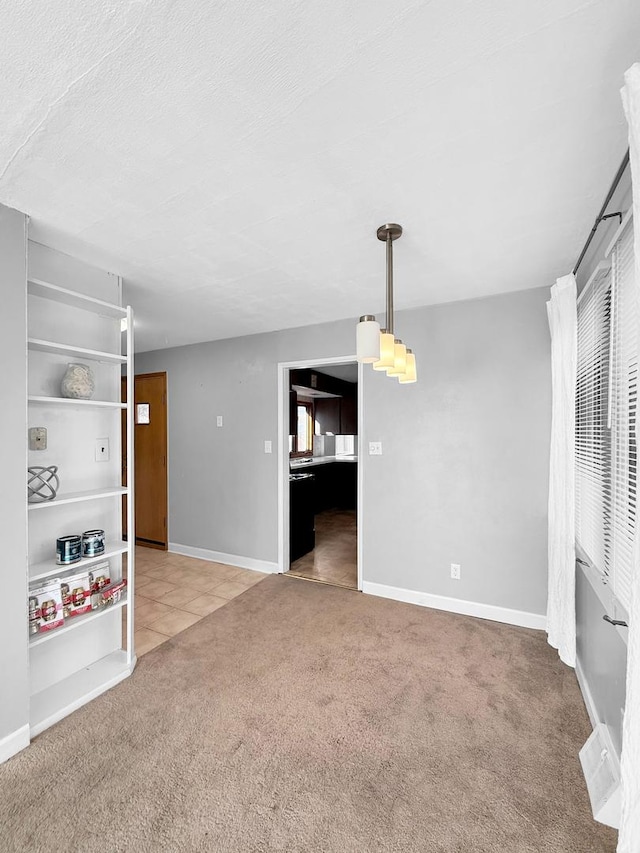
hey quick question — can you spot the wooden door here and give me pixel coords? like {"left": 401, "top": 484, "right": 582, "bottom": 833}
{"left": 122, "top": 372, "right": 168, "bottom": 549}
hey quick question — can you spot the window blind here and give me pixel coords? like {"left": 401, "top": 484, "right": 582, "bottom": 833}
{"left": 609, "top": 215, "right": 638, "bottom": 609}
{"left": 576, "top": 261, "right": 612, "bottom": 579}
{"left": 576, "top": 212, "right": 638, "bottom": 613}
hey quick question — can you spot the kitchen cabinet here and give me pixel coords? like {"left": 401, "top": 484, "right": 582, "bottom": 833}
{"left": 290, "top": 369, "right": 352, "bottom": 397}
{"left": 314, "top": 394, "right": 357, "bottom": 437}
{"left": 340, "top": 395, "right": 357, "bottom": 435}
{"left": 290, "top": 473, "right": 315, "bottom": 561}
{"left": 290, "top": 369, "right": 357, "bottom": 438}
{"left": 312, "top": 463, "right": 330, "bottom": 513}
{"left": 334, "top": 463, "right": 357, "bottom": 510}
{"left": 313, "top": 462, "right": 357, "bottom": 512}
{"left": 289, "top": 389, "right": 297, "bottom": 435}
{"left": 314, "top": 397, "right": 341, "bottom": 436}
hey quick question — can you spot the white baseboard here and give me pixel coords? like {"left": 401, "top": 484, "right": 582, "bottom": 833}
{"left": 575, "top": 656, "right": 599, "bottom": 729}
{"left": 0, "top": 724, "right": 29, "bottom": 765}
{"left": 169, "top": 543, "right": 278, "bottom": 574}
{"left": 362, "top": 581, "right": 547, "bottom": 631}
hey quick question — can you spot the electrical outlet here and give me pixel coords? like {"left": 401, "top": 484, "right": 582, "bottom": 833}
{"left": 216, "top": 415, "right": 223, "bottom": 427}
{"left": 451, "top": 563, "right": 461, "bottom": 580}
{"left": 369, "top": 441, "right": 383, "bottom": 455}
{"left": 264, "top": 440, "right": 272, "bottom": 454}
{"left": 95, "top": 438, "right": 110, "bottom": 462}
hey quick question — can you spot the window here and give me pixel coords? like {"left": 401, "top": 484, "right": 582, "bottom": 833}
{"left": 576, "top": 212, "right": 638, "bottom": 612}
{"left": 291, "top": 401, "right": 313, "bottom": 456}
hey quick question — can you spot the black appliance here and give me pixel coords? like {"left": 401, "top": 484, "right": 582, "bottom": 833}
{"left": 289, "top": 472, "right": 315, "bottom": 562}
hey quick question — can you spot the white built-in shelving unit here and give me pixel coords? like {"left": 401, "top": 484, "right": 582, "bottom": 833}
{"left": 26, "top": 274, "right": 135, "bottom": 737}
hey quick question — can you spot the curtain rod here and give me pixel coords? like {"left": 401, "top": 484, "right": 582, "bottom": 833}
{"left": 573, "top": 149, "right": 630, "bottom": 275}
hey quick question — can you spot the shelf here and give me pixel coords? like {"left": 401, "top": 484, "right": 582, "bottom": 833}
{"left": 28, "top": 278, "right": 126, "bottom": 318}
{"left": 28, "top": 486, "right": 128, "bottom": 511}
{"left": 29, "top": 541, "right": 128, "bottom": 583}
{"left": 30, "top": 591, "right": 128, "bottom": 649}
{"left": 28, "top": 338, "right": 127, "bottom": 364}
{"left": 30, "top": 650, "right": 135, "bottom": 737}
{"left": 26, "top": 274, "right": 135, "bottom": 742}
{"left": 28, "top": 395, "right": 126, "bottom": 409}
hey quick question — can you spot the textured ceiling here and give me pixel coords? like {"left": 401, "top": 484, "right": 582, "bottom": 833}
{"left": 1, "top": 1, "right": 639, "bottom": 351}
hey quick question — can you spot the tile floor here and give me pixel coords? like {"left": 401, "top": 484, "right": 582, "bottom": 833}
{"left": 126, "top": 547, "right": 268, "bottom": 656}
{"left": 289, "top": 508, "right": 357, "bottom": 589}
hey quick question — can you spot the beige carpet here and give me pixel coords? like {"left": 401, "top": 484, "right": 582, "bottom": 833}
{"left": 0, "top": 576, "right": 616, "bottom": 852}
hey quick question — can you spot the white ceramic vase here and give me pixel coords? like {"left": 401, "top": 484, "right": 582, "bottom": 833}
{"left": 61, "top": 362, "right": 95, "bottom": 399}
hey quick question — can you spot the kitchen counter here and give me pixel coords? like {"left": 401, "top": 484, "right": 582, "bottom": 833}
{"left": 290, "top": 455, "right": 357, "bottom": 469}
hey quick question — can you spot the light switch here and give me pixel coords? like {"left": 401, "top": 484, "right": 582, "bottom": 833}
{"left": 216, "top": 415, "right": 223, "bottom": 427}
{"left": 369, "top": 441, "right": 383, "bottom": 455}
{"left": 264, "top": 440, "right": 272, "bottom": 454}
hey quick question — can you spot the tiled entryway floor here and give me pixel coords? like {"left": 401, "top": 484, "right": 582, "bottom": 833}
{"left": 127, "top": 547, "right": 268, "bottom": 656}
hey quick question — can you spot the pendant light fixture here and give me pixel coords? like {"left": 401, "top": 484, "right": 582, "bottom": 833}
{"left": 356, "top": 223, "right": 417, "bottom": 383}
{"left": 355, "top": 314, "right": 380, "bottom": 363}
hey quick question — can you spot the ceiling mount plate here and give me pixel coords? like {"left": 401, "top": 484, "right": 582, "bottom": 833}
{"left": 377, "top": 223, "right": 403, "bottom": 241}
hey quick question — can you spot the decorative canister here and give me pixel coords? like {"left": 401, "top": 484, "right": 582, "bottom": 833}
{"left": 82, "top": 529, "right": 105, "bottom": 557}
{"left": 61, "top": 363, "right": 95, "bottom": 400}
{"left": 61, "top": 583, "right": 71, "bottom": 618}
{"left": 28, "top": 597, "right": 39, "bottom": 635}
{"left": 41, "top": 599, "right": 57, "bottom": 622}
{"left": 56, "top": 535, "right": 82, "bottom": 565}
{"left": 71, "top": 587, "right": 86, "bottom": 607}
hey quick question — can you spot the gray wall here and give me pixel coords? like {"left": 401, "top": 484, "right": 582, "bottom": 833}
{"left": 135, "top": 320, "right": 357, "bottom": 560}
{"left": 362, "top": 286, "right": 551, "bottom": 614}
{"left": 135, "top": 284, "right": 551, "bottom": 617}
{"left": 0, "top": 204, "right": 29, "bottom": 747}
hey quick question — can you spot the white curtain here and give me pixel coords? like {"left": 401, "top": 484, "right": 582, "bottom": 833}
{"left": 546, "top": 275, "right": 577, "bottom": 668}
{"left": 618, "top": 61, "right": 640, "bottom": 853}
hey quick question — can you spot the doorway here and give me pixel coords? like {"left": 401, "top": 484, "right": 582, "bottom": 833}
{"left": 278, "top": 357, "right": 363, "bottom": 591}
{"left": 122, "top": 372, "right": 168, "bottom": 549}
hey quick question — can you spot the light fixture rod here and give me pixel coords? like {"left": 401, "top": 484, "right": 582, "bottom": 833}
{"left": 386, "top": 233, "right": 394, "bottom": 336}
{"left": 377, "top": 223, "right": 402, "bottom": 338}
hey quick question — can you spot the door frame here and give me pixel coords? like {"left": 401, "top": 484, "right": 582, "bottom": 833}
{"left": 277, "top": 355, "right": 364, "bottom": 591}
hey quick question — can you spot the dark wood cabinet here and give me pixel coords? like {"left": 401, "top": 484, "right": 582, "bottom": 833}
{"left": 290, "top": 368, "right": 357, "bottom": 438}
{"left": 335, "top": 463, "right": 357, "bottom": 510}
{"left": 340, "top": 394, "right": 357, "bottom": 434}
{"left": 313, "top": 463, "right": 357, "bottom": 512}
{"left": 314, "top": 397, "right": 341, "bottom": 435}
{"left": 314, "top": 394, "right": 357, "bottom": 436}
{"left": 290, "top": 473, "right": 316, "bottom": 561}
{"left": 289, "top": 389, "right": 297, "bottom": 435}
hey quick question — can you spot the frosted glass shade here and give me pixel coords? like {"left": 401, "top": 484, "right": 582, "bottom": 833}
{"left": 398, "top": 351, "right": 417, "bottom": 383}
{"left": 373, "top": 331, "right": 395, "bottom": 370}
{"left": 356, "top": 315, "right": 381, "bottom": 363}
{"left": 386, "top": 341, "right": 407, "bottom": 376}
